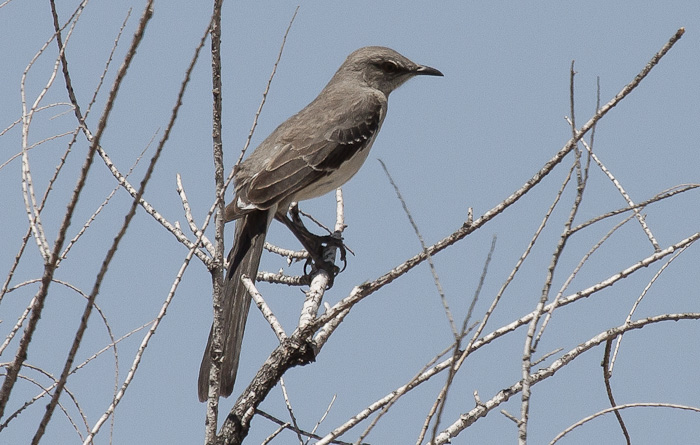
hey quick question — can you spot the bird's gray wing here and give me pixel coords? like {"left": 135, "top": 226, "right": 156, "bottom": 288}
{"left": 243, "top": 94, "right": 384, "bottom": 209}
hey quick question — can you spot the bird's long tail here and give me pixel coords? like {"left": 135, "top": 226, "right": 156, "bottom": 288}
{"left": 198, "top": 209, "right": 271, "bottom": 402}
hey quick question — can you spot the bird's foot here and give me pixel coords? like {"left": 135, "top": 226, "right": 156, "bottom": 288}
{"left": 303, "top": 231, "right": 348, "bottom": 288}
{"left": 277, "top": 204, "right": 349, "bottom": 288}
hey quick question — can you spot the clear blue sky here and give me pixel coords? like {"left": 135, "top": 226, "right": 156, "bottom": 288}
{"left": 1, "top": 1, "right": 699, "bottom": 444}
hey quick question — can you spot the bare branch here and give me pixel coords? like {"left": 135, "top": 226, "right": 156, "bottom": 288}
{"left": 85, "top": 246, "right": 202, "bottom": 443}
{"left": 280, "top": 378, "right": 304, "bottom": 444}
{"left": 609, "top": 244, "right": 691, "bottom": 374}
{"left": 431, "top": 313, "right": 700, "bottom": 444}
{"left": 378, "top": 158, "right": 457, "bottom": 339}
{"left": 579, "top": 136, "right": 660, "bottom": 250}
{"left": 551, "top": 402, "right": 700, "bottom": 444}
{"left": 28, "top": 3, "right": 156, "bottom": 441}
{"left": 177, "top": 173, "right": 216, "bottom": 257}
{"left": 243, "top": 275, "right": 287, "bottom": 342}
{"left": 602, "top": 339, "right": 631, "bottom": 444}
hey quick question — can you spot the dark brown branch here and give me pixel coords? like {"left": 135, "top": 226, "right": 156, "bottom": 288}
{"left": 602, "top": 339, "right": 631, "bottom": 444}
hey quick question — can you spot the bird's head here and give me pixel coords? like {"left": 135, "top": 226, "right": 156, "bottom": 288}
{"left": 337, "top": 46, "right": 443, "bottom": 96}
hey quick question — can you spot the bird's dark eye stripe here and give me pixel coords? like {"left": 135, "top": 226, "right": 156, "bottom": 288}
{"left": 377, "top": 61, "right": 400, "bottom": 73}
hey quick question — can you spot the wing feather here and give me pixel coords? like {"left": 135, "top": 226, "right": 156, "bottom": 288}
{"left": 239, "top": 91, "right": 385, "bottom": 209}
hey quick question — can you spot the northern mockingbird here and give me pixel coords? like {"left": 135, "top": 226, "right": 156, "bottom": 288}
{"left": 198, "top": 46, "right": 442, "bottom": 402}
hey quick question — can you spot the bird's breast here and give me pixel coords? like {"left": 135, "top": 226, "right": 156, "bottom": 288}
{"left": 292, "top": 131, "right": 378, "bottom": 202}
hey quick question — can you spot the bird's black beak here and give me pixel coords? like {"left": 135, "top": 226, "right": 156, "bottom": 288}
{"left": 415, "top": 65, "right": 443, "bottom": 77}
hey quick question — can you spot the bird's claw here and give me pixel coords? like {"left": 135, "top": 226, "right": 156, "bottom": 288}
{"left": 281, "top": 206, "right": 349, "bottom": 287}
{"left": 302, "top": 233, "right": 348, "bottom": 288}
{"left": 304, "top": 257, "right": 340, "bottom": 289}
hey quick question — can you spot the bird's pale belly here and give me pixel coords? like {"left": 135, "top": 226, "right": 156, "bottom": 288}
{"left": 292, "top": 133, "right": 377, "bottom": 202}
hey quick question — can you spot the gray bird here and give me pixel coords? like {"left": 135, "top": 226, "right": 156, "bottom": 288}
{"left": 199, "top": 46, "right": 442, "bottom": 402}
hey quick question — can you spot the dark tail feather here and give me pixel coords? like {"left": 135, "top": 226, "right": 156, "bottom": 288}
{"left": 198, "top": 210, "right": 270, "bottom": 402}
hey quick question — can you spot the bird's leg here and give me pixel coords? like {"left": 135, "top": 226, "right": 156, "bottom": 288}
{"left": 275, "top": 206, "right": 347, "bottom": 285}
{"left": 288, "top": 205, "right": 348, "bottom": 267}
{"left": 286, "top": 205, "right": 347, "bottom": 262}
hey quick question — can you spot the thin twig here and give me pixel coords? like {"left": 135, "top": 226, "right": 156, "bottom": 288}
{"left": 520, "top": 65, "right": 589, "bottom": 441}
{"left": 243, "top": 276, "right": 287, "bottom": 342}
{"left": 280, "top": 378, "right": 304, "bottom": 444}
{"left": 550, "top": 402, "right": 700, "bottom": 444}
{"left": 332, "top": 342, "right": 457, "bottom": 445}
{"left": 609, "top": 245, "right": 689, "bottom": 374}
{"left": 61, "top": 131, "right": 155, "bottom": 261}
{"left": 428, "top": 238, "right": 496, "bottom": 443}
{"left": 234, "top": 6, "right": 299, "bottom": 168}
{"left": 31, "top": 4, "right": 155, "bottom": 442}
{"left": 431, "top": 313, "right": 700, "bottom": 444}
{"left": 602, "top": 339, "right": 631, "bottom": 444}
{"left": 307, "top": 394, "right": 336, "bottom": 444}
{"left": 536, "top": 212, "right": 636, "bottom": 347}
{"left": 85, "top": 247, "right": 200, "bottom": 443}
{"left": 378, "top": 158, "right": 457, "bottom": 339}
{"left": 570, "top": 184, "right": 699, "bottom": 235}
{"left": 579, "top": 136, "right": 660, "bottom": 251}
{"left": 177, "top": 173, "right": 216, "bottom": 256}
{"left": 256, "top": 409, "right": 357, "bottom": 445}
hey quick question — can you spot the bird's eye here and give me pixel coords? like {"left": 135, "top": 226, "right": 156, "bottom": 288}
{"left": 379, "top": 61, "right": 400, "bottom": 73}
